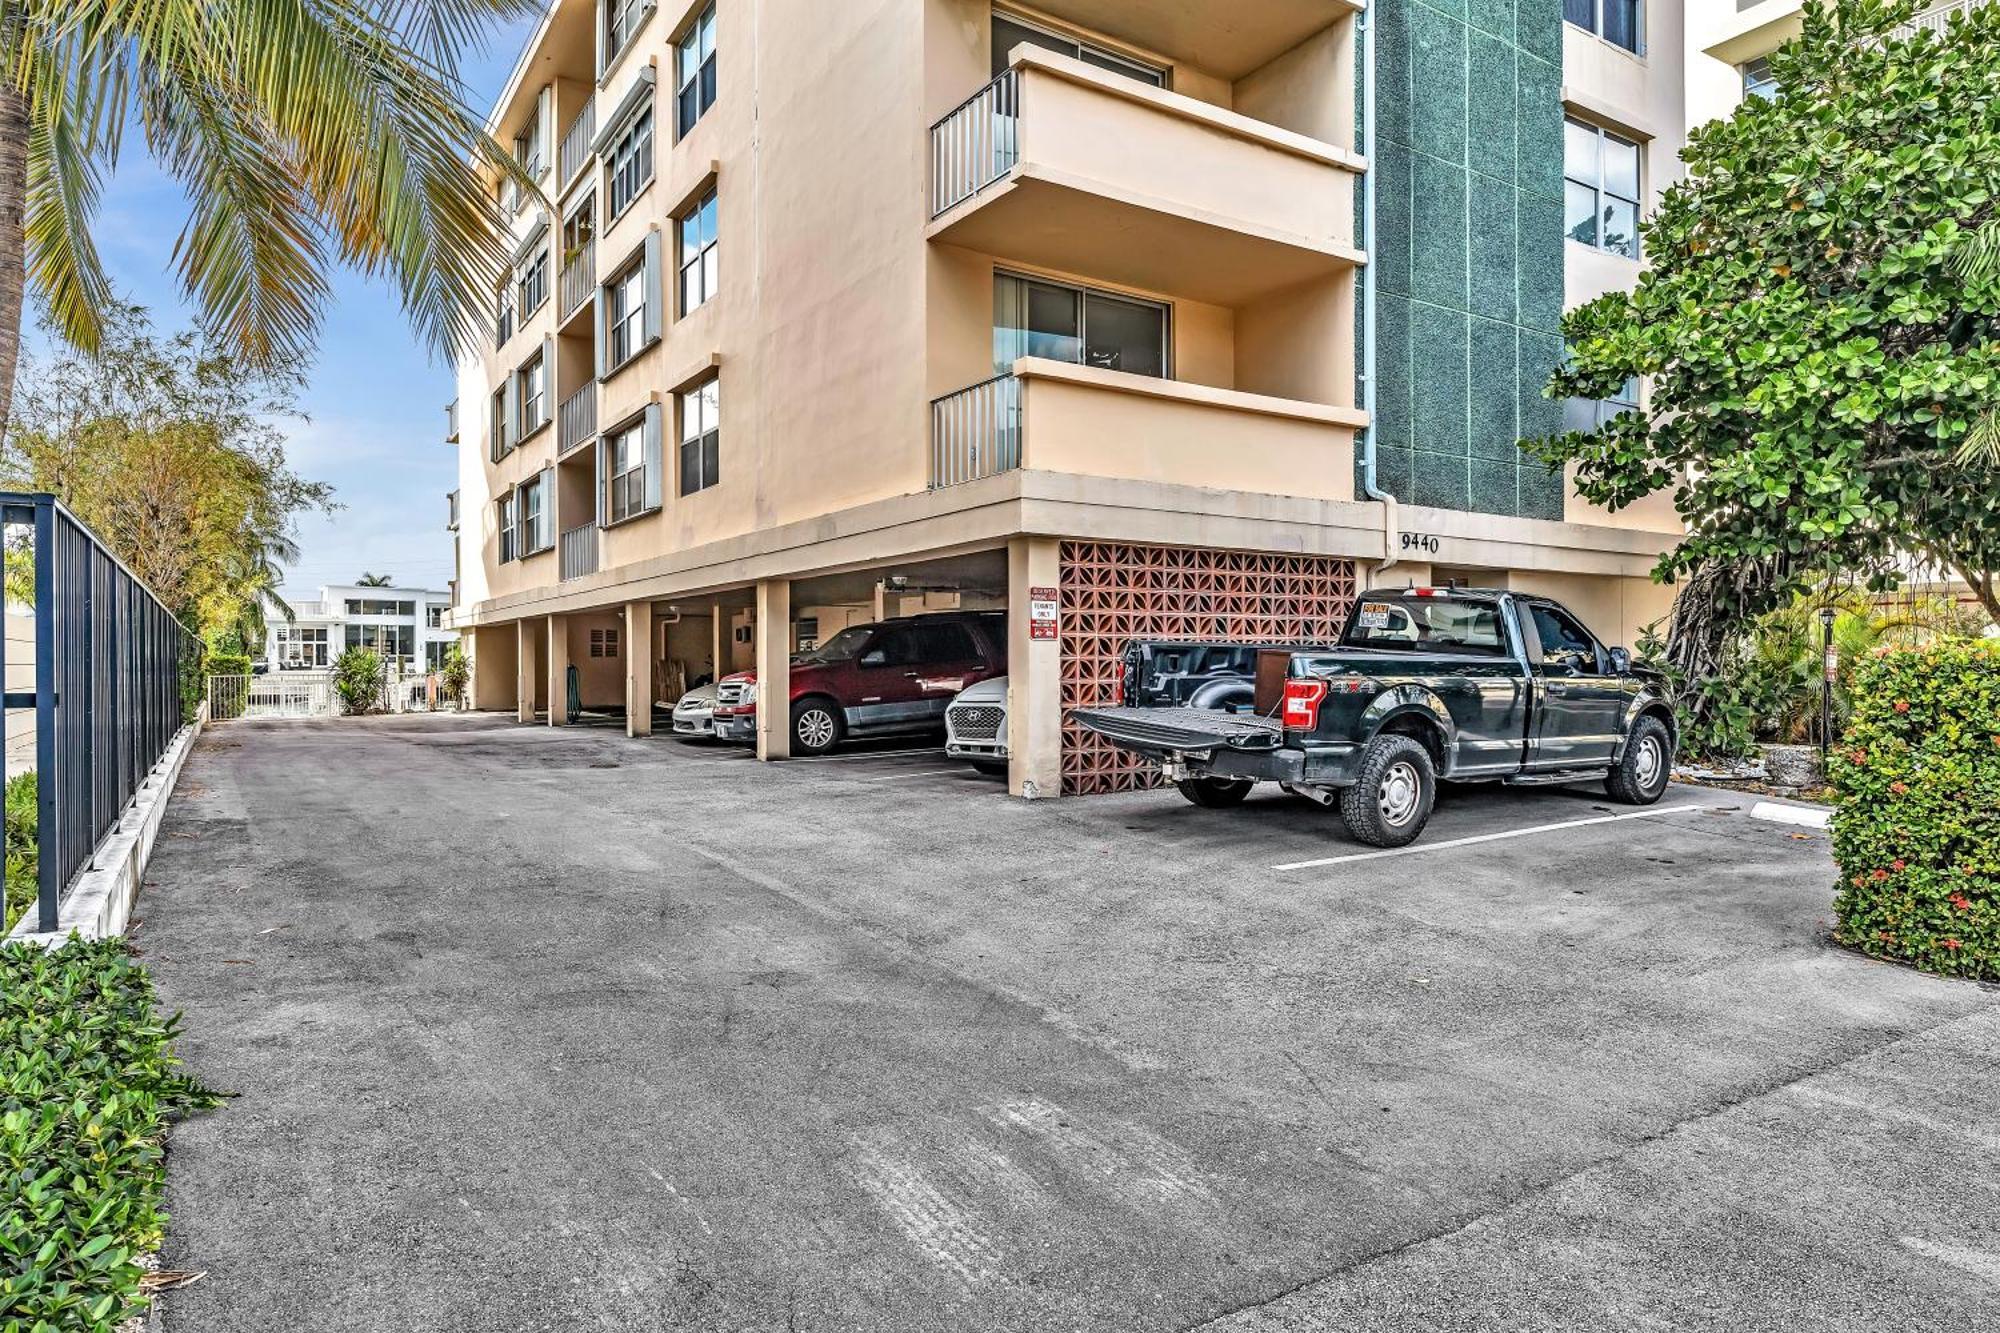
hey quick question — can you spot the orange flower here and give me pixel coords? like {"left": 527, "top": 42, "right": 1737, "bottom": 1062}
{"left": 1949, "top": 893, "right": 1972, "bottom": 911}
{"left": 1890, "top": 782, "right": 1908, "bottom": 795}
{"left": 1850, "top": 749, "right": 1868, "bottom": 764}
{"left": 1943, "top": 938, "right": 1962, "bottom": 951}
{"left": 1872, "top": 868, "right": 1890, "bottom": 882}
{"left": 1891, "top": 859, "right": 1907, "bottom": 872}
{"left": 1893, "top": 700, "right": 1910, "bottom": 713}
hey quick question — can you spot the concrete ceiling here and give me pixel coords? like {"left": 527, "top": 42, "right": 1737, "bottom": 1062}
{"left": 1031, "top": 0, "right": 1356, "bottom": 80}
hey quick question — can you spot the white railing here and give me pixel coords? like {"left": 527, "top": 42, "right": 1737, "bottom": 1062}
{"left": 930, "top": 373, "right": 1022, "bottom": 488}
{"left": 930, "top": 68, "right": 1018, "bottom": 217}
{"left": 559, "top": 234, "right": 595, "bottom": 320}
{"left": 208, "top": 672, "right": 336, "bottom": 721}
{"left": 559, "top": 103, "right": 596, "bottom": 189}
{"left": 558, "top": 385, "right": 596, "bottom": 455}
{"left": 1895, "top": 0, "right": 1988, "bottom": 35}
{"left": 560, "top": 523, "right": 599, "bottom": 581}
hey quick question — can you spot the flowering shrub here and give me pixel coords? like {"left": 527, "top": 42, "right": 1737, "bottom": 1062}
{"left": 1831, "top": 639, "right": 2000, "bottom": 979}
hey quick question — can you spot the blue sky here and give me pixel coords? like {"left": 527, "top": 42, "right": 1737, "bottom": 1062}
{"left": 47, "top": 17, "right": 538, "bottom": 597}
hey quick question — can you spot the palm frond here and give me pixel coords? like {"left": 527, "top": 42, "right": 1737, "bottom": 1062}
{"left": 1957, "top": 405, "right": 2000, "bottom": 467}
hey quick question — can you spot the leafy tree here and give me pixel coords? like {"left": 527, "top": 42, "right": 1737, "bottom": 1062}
{"left": 0, "top": 0, "right": 537, "bottom": 440}
{"left": 1534, "top": 0, "right": 2000, "bottom": 629}
{"left": 333, "top": 645, "right": 384, "bottom": 715}
{"left": 1, "top": 304, "right": 335, "bottom": 638}
{"left": 356, "top": 572, "right": 394, "bottom": 587}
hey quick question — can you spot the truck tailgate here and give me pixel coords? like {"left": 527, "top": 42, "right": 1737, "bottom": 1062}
{"left": 1071, "top": 706, "right": 1283, "bottom": 753}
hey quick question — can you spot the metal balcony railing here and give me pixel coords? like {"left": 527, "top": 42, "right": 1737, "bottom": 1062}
{"left": 446, "top": 490, "right": 459, "bottom": 531}
{"left": 930, "top": 68, "right": 1018, "bottom": 217}
{"left": 558, "top": 386, "right": 596, "bottom": 456}
{"left": 559, "top": 103, "right": 596, "bottom": 189}
{"left": 929, "top": 373, "right": 1022, "bottom": 488}
{"left": 559, "top": 235, "right": 595, "bottom": 320}
{"left": 559, "top": 523, "right": 600, "bottom": 581}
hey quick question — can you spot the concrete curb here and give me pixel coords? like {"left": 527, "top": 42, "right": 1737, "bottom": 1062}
{"left": 1749, "top": 799, "right": 1833, "bottom": 831}
{"left": 6, "top": 707, "right": 206, "bottom": 949}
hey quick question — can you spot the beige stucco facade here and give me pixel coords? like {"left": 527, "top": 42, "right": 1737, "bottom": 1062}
{"left": 447, "top": 0, "right": 1697, "bottom": 793}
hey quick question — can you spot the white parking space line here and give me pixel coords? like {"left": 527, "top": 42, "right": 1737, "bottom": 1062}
{"left": 860, "top": 767, "right": 974, "bottom": 782}
{"left": 1271, "top": 803, "right": 1721, "bottom": 872}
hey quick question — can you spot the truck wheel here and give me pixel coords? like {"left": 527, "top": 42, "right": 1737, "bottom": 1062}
{"left": 1605, "top": 715, "right": 1672, "bottom": 805}
{"left": 791, "top": 699, "right": 843, "bottom": 755}
{"left": 1176, "top": 777, "right": 1254, "bottom": 808}
{"left": 1338, "top": 735, "right": 1436, "bottom": 848}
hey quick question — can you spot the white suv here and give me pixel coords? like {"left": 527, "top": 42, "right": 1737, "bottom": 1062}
{"left": 944, "top": 676, "right": 1007, "bottom": 776}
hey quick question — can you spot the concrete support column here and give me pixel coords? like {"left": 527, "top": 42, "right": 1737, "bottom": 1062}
{"left": 754, "top": 578, "right": 791, "bottom": 761}
{"left": 711, "top": 601, "right": 724, "bottom": 681}
{"left": 515, "top": 620, "right": 538, "bottom": 723}
{"left": 547, "top": 614, "right": 570, "bottom": 727}
{"left": 1006, "top": 536, "right": 1063, "bottom": 799}
{"left": 625, "top": 600, "right": 654, "bottom": 737}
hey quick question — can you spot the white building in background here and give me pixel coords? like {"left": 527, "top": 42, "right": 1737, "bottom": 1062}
{"left": 266, "top": 584, "right": 455, "bottom": 673}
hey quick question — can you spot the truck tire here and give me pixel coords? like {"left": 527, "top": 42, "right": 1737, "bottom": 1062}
{"left": 1338, "top": 734, "right": 1436, "bottom": 848}
{"left": 791, "top": 698, "right": 844, "bottom": 756}
{"left": 1605, "top": 715, "right": 1672, "bottom": 805}
{"left": 1176, "top": 777, "right": 1254, "bottom": 808}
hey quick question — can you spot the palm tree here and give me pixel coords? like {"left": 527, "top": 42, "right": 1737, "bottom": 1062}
{"left": 357, "top": 571, "right": 393, "bottom": 586}
{"left": 0, "top": 0, "right": 538, "bottom": 440}
{"left": 220, "top": 530, "right": 299, "bottom": 653}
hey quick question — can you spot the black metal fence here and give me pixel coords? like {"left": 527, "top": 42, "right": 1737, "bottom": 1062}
{"left": 2, "top": 493, "right": 196, "bottom": 933}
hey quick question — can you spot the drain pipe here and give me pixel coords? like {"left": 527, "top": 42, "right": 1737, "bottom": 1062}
{"left": 1357, "top": 0, "right": 1400, "bottom": 579}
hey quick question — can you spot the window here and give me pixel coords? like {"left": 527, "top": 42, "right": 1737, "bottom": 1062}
{"left": 607, "top": 102, "right": 654, "bottom": 218}
{"left": 513, "top": 120, "right": 543, "bottom": 184}
{"left": 604, "top": 0, "right": 650, "bottom": 69}
{"left": 498, "top": 491, "right": 519, "bottom": 562}
{"left": 274, "top": 626, "right": 329, "bottom": 669}
{"left": 490, "top": 387, "right": 511, "bottom": 461}
{"left": 1740, "top": 56, "right": 1778, "bottom": 100}
{"left": 678, "top": 189, "right": 718, "bottom": 313}
{"left": 517, "top": 246, "right": 548, "bottom": 317}
{"left": 1340, "top": 597, "right": 1508, "bottom": 657}
{"left": 679, "top": 376, "right": 719, "bottom": 495}
{"left": 916, "top": 622, "right": 979, "bottom": 664}
{"left": 1527, "top": 603, "right": 1605, "bottom": 674}
{"left": 343, "top": 599, "right": 415, "bottom": 616}
{"left": 865, "top": 627, "right": 919, "bottom": 668}
{"left": 605, "top": 258, "right": 648, "bottom": 370}
{"left": 519, "top": 473, "right": 552, "bottom": 555}
{"left": 993, "top": 272, "right": 1168, "bottom": 378}
{"left": 1564, "top": 373, "right": 1641, "bottom": 434}
{"left": 426, "top": 641, "right": 452, "bottom": 670}
{"left": 517, "top": 352, "right": 548, "bottom": 438}
{"left": 347, "top": 623, "right": 416, "bottom": 662}
{"left": 1564, "top": 0, "right": 1641, "bottom": 54}
{"left": 426, "top": 606, "right": 445, "bottom": 628}
{"left": 1564, "top": 118, "right": 1641, "bottom": 259}
{"left": 589, "top": 627, "right": 621, "bottom": 658}
{"left": 606, "top": 418, "right": 648, "bottom": 523}
{"left": 675, "top": 4, "right": 718, "bottom": 137}
{"left": 494, "top": 282, "right": 515, "bottom": 347}
{"left": 990, "top": 14, "right": 1166, "bottom": 86}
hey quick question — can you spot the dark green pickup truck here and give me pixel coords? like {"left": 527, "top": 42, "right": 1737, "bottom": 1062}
{"left": 1072, "top": 586, "right": 1679, "bottom": 848}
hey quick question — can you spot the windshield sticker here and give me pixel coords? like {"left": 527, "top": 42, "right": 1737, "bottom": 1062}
{"left": 1357, "top": 602, "right": 1396, "bottom": 630}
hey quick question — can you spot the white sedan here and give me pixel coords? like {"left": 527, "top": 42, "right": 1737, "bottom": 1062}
{"left": 944, "top": 675, "right": 1007, "bottom": 775}
{"left": 670, "top": 682, "right": 720, "bottom": 739}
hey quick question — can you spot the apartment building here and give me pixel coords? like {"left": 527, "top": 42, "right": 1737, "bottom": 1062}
{"left": 267, "top": 585, "right": 457, "bottom": 673}
{"left": 447, "top": 0, "right": 1691, "bottom": 795}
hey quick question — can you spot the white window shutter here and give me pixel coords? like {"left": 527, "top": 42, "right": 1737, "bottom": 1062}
{"left": 539, "top": 466, "right": 555, "bottom": 549}
{"left": 502, "top": 373, "right": 518, "bottom": 454}
{"left": 537, "top": 85, "right": 554, "bottom": 178}
{"left": 642, "top": 402, "right": 663, "bottom": 511}
{"left": 594, "top": 285, "right": 608, "bottom": 380}
{"left": 540, "top": 334, "right": 555, "bottom": 429}
{"left": 641, "top": 229, "right": 662, "bottom": 346}
{"left": 595, "top": 437, "right": 609, "bottom": 526}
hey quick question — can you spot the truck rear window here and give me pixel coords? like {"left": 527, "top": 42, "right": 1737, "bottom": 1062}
{"left": 1342, "top": 598, "right": 1508, "bottom": 655}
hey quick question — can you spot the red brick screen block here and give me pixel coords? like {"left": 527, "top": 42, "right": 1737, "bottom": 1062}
{"left": 1057, "top": 541, "right": 1359, "bottom": 795}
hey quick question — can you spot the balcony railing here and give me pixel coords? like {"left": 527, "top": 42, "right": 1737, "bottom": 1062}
{"left": 559, "top": 103, "right": 596, "bottom": 189}
{"left": 559, "top": 235, "right": 595, "bottom": 320}
{"left": 446, "top": 490, "right": 459, "bottom": 531}
{"left": 1895, "top": 0, "right": 1988, "bottom": 35}
{"left": 929, "top": 373, "right": 1022, "bottom": 488}
{"left": 930, "top": 68, "right": 1018, "bottom": 217}
{"left": 559, "top": 522, "right": 599, "bottom": 581}
{"left": 445, "top": 399, "right": 459, "bottom": 442}
{"left": 558, "top": 386, "right": 596, "bottom": 455}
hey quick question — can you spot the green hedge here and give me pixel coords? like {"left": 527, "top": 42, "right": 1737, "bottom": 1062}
{"left": 1831, "top": 639, "right": 2000, "bottom": 980}
{"left": 205, "top": 653, "right": 253, "bottom": 678}
{"left": 3, "top": 772, "right": 36, "bottom": 934}
{"left": 0, "top": 939, "right": 221, "bottom": 1329}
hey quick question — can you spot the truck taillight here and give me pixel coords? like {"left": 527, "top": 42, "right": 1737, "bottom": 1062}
{"left": 1281, "top": 678, "right": 1329, "bottom": 730}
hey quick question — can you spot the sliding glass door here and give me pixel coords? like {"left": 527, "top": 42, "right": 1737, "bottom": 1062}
{"left": 993, "top": 272, "right": 1168, "bottom": 379}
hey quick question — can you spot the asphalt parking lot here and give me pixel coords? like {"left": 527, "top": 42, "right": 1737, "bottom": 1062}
{"left": 141, "top": 713, "right": 2000, "bottom": 1332}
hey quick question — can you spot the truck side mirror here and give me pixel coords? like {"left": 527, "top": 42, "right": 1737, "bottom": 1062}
{"left": 1608, "top": 646, "right": 1632, "bottom": 675}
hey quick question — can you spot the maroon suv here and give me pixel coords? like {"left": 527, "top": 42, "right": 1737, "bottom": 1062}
{"left": 711, "top": 611, "right": 1007, "bottom": 754}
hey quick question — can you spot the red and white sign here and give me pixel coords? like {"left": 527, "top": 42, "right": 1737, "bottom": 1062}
{"left": 1028, "top": 586, "right": 1059, "bottom": 641}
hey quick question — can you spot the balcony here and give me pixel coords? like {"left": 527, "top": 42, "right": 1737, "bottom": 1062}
{"left": 559, "top": 234, "right": 595, "bottom": 322}
{"left": 445, "top": 399, "right": 459, "bottom": 442}
{"left": 559, "top": 522, "right": 599, "bottom": 581}
{"left": 1895, "top": 0, "right": 1989, "bottom": 35}
{"left": 558, "top": 103, "right": 595, "bottom": 191}
{"left": 558, "top": 385, "right": 596, "bottom": 456}
{"left": 1023, "top": 0, "right": 1357, "bottom": 80}
{"left": 930, "top": 357, "right": 1362, "bottom": 499}
{"left": 928, "top": 48, "right": 1364, "bottom": 305}
{"left": 446, "top": 490, "right": 460, "bottom": 531}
